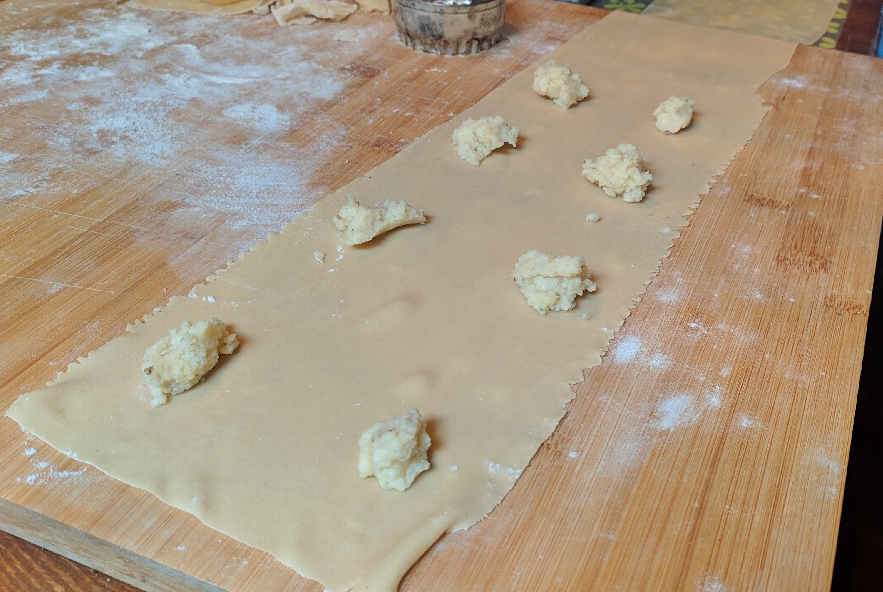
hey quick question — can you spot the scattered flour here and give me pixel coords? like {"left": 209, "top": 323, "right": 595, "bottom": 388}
{"left": 653, "top": 385, "right": 724, "bottom": 431}
{"left": 1, "top": 3, "right": 361, "bottom": 243}
{"left": 612, "top": 335, "right": 641, "bottom": 363}
{"left": 737, "top": 414, "right": 762, "bottom": 429}
{"left": 647, "top": 352, "right": 672, "bottom": 369}
{"left": 485, "top": 458, "right": 523, "bottom": 480}
{"left": 696, "top": 574, "right": 728, "bottom": 592}
{"left": 654, "top": 394, "right": 695, "bottom": 430}
{"left": 17, "top": 459, "right": 91, "bottom": 487}
{"left": 656, "top": 288, "right": 679, "bottom": 303}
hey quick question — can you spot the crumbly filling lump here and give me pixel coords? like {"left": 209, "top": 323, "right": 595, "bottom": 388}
{"left": 358, "top": 408, "right": 431, "bottom": 491}
{"left": 654, "top": 96, "right": 695, "bottom": 134}
{"left": 141, "top": 318, "right": 239, "bottom": 407}
{"left": 451, "top": 115, "right": 519, "bottom": 166}
{"left": 512, "top": 250, "right": 597, "bottom": 315}
{"left": 582, "top": 143, "right": 653, "bottom": 203}
{"left": 532, "top": 60, "right": 590, "bottom": 109}
{"left": 334, "top": 195, "right": 426, "bottom": 246}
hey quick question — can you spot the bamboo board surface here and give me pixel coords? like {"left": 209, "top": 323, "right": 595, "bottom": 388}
{"left": 1, "top": 0, "right": 882, "bottom": 590}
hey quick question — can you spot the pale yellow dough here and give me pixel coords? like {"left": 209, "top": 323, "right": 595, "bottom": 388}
{"left": 352, "top": 0, "right": 388, "bottom": 13}
{"left": 131, "top": 0, "right": 269, "bottom": 15}
{"left": 642, "top": 0, "right": 841, "bottom": 44}
{"left": 582, "top": 143, "right": 653, "bottom": 203}
{"left": 6, "top": 12, "right": 798, "bottom": 592}
{"left": 532, "top": 60, "right": 590, "bottom": 109}
{"left": 654, "top": 96, "right": 695, "bottom": 134}
{"left": 451, "top": 115, "right": 519, "bottom": 166}
{"left": 333, "top": 195, "right": 426, "bottom": 245}
{"left": 141, "top": 318, "right": 238, "bottom": 407}
{"left": 512, "top": 250, "right": 596, "bottom": 315}
{"left": 358, "top": 408, "right": 431, "bottom": 491}
{"left": 271, "top": 0, "right": 357, "bottom": 26}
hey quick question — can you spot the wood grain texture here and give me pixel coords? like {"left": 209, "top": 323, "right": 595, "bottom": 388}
{"left": 1, "top": 1, "right": 882, "bottom": 591}
{"left": 400, "top": 44, "right": 883, "bottom": 591}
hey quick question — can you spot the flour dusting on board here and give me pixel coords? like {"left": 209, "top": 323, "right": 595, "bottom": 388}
{"left": 16, "top": 457, "right": 95, "bottom": 487}
{"left": 0, "top": 2, "right": 368, "bottom": 244}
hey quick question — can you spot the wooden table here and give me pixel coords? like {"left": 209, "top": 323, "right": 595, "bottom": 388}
{"left": 2, "top": 0, "right": 882, "bottom": 590}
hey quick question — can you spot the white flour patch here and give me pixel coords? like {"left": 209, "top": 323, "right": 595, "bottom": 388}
{"left": 17, "top": 459, "right": 91, "bottom": 487}
{"left": 696, "top": 574, "right": 727, "bottom": 592}
{"left": 653, "top": 394, "right": 695, "bottom": 430}
{"left": 774, "top": 75, "right": 807, "bottom": 89}
{"left": 814, "top": 449, "right": 842, "bottom": 474}
{"left": 596, "top": 432, "right": 652, "bottom": 475}
{"left": 656, "top": 288, "right": 679, "bottom": 303}
{"left": 484, "top": 459, "right": 522, "bottom": 480}
{"left": 22, "top": 447, "right": 37, "bottom": 456}
{"left": 222, "top": 102, "right": 291, "bottom": 136}
{"left": 719, "top": 366, "right": 731, "bottom": 377}
{"left": 737, "top": 414, "right": 762, "bottom": 429}
{"left": 704, "top": 384, "right": 723, "bottom": 408}
{"left": 653, "top": 385, "right": 723, "bottom": 431}
{"left": 612, "top": 335, "right": 641, "bottom": 363}
{"left": 1, "top": 4, "right": 354, "bottom": 239}
{"left": 647, "top": 352, "right": 672, "bottom": 369}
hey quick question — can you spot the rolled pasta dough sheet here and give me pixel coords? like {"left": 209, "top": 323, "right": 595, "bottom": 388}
{"left": 6, "top": 12, "right": 796, "bottom": 592}
{"left": 643, "top": 0, "right": 841, "bottom": 44}
{"left": 132, "top": 0, "right": 269, "bottom": 15}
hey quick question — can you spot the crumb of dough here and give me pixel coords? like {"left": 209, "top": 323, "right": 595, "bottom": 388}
{"left": 585, "top": 212, "right": 600, "bottom": 223}
{"left": 582, "top": 143, "right": 652, "bottom": 203}
{"left": 333, "top": 195, "right": 426, "bottom": 246}
{"left": 313, "top": 251, "right": 325, "bottom": 264}
{"left": 532, "top": 60, "right": 589, "bottom": 109}
{"left": 332, "top": 28, "right": 361, "bottom": 42}
{"left": 353, "top": 0, "right": 389, "bottom": 12}
{"left": 452, "top": 115, "right": 519, "bottom": 166}
{"left": 271, "top": 0, "right": 357, "bottom": 26}
{"left": 358, "top": 408, "right": 431, "bottom": 491}
{"left": 142, "top": 318, "right": 239, "bottom": 407}
{"left": 654, "top": 96, "right": 695, "bottom": 134}
{"left": 512, "top": 250, "right": 597, "bottom": 315}
{"left": 251, "top": 4, "right": 271, "bottom": 15}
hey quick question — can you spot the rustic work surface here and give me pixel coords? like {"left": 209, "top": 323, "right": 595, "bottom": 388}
{"left": 1, "top": 0, "right": 883, "bottom": 590}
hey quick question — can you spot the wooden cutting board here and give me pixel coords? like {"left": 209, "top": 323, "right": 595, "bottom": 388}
{"left": 1, "top": 0, "right": 882, "bottom": 590}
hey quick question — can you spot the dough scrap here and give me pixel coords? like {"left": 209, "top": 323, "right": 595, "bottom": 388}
{"left": 654, "top": 96, "right": 695, "bottom": 134}
{"left": 332, "top": 28, "right": 362, "bottom": 42}
{"left": 352, "top": 0, "right": 389, "bottom": 13}
{"left": 532, "top": 60, "right": 590, "bottom": 109}
{"left": 451, "top": 116, "right": 519, "bottom": 166}
{"left": 271, "top": 0, "right": 357, "bottom": 25}
{"left": 358, "top": 408, "right": 431, "bottom": 491}
{"left": 586, "top": 212, "right": 600, "bottom": 222}
{"left": 333, "top": 195, "right": 426, "bottom": 246}
{"left": 141, "top": 318, "right": 239, "bottom": 407}
{"left": 582, "top": 143, "right": 652, "bottom": 203}
{"left": 512, "top": 250, "right": 597, "bottom": 315}
{"left": 131, "top": 0, "right": 268, "bottom": 15}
